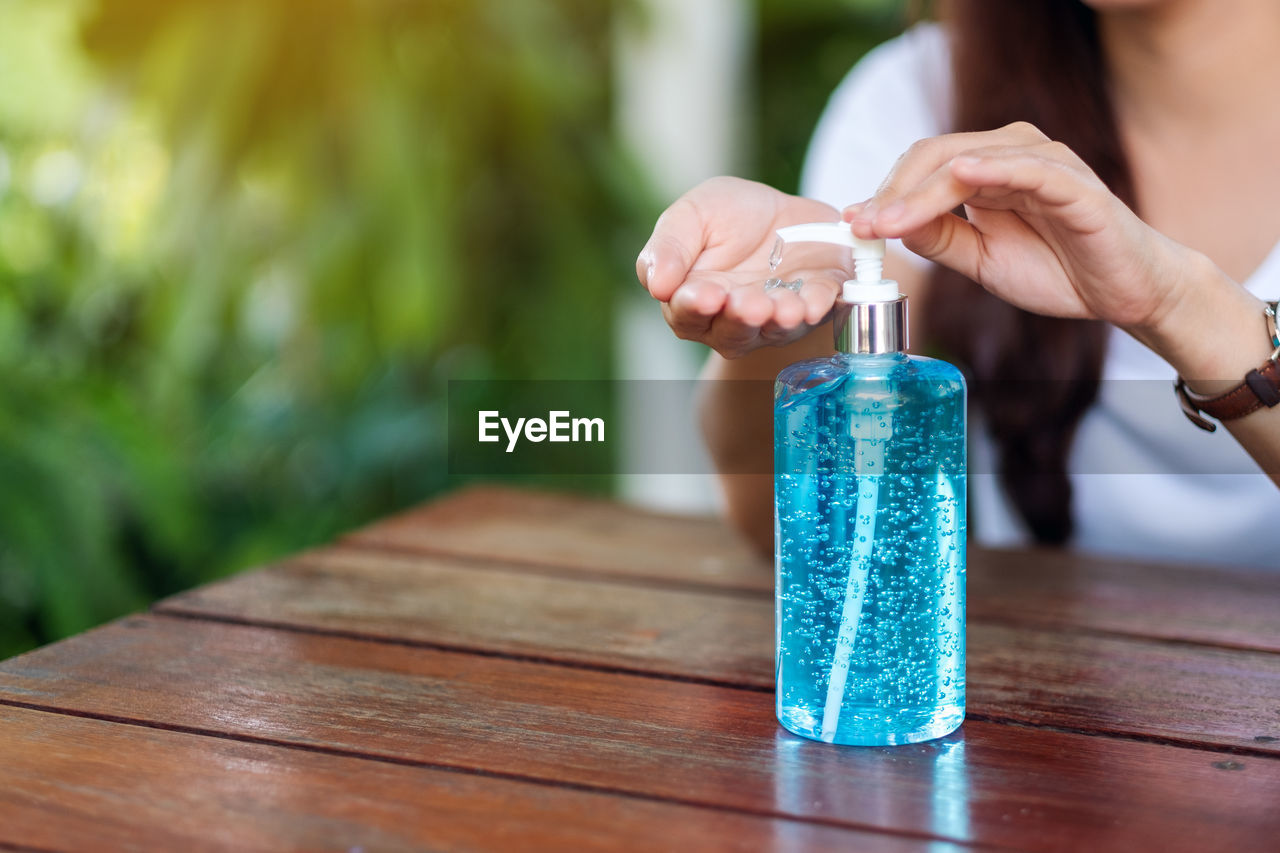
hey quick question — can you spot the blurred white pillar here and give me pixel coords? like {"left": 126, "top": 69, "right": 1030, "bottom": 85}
{"left": 613, "top": 0, "right": 752, "bottom": 513}
{"left": 615, "top": 0, "right": 753, "bottom": 198}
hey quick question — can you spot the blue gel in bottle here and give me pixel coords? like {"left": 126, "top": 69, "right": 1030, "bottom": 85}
{"left": 770, "top": 224, "right": 966, "bottom": 746}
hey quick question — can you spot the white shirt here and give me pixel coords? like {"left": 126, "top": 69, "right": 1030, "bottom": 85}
{"left": 801, "top": 24, "right": 1279, "bottom": 570}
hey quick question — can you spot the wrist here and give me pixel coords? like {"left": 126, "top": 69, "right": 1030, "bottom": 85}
{"left": 703, "top": 327, "right": 835, "bottom": 380}
{"left": 1127, "top": 248, "right": 1270, "bottom": 394}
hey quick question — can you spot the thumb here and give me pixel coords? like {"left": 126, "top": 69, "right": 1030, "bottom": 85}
{"left": 898, "top": 212, "right": 983, "bottom": 283}
{"left": 637, "top": 198, "right": 705, "bottom": 302}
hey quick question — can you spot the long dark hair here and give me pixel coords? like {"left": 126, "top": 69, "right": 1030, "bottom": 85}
{"left": 924, "top": 0, "right": 1135, "bottom": 544}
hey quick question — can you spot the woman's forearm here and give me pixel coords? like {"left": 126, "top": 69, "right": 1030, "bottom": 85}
{"left": 698, "top": 331, "right": 835, "bottom": 555}
{"left": 1127, "top": 250, "right": 1280, "bottom": 482}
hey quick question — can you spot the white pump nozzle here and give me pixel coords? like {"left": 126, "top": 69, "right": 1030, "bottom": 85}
{"left": 774, "top": 222, "right": 897, "bottom": 303}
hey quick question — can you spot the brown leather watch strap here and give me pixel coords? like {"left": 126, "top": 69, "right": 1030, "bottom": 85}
{"left": 1176, "top": 357, "right": 1280, "bottom": 432}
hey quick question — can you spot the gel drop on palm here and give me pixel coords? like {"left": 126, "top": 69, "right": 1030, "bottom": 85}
{"left": 772, "top": 223, "right": 966, "bottom": 745}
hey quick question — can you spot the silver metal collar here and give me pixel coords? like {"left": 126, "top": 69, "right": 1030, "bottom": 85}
{"left": 833, "top": 297, "right": 908, "bottom": 354}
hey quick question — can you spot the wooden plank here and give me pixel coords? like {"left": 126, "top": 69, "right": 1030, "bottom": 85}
{"left": 971, "top": 622, "right": 1280, "bottom": 750}
{"left": 1, "top": 617, "right": 1277, "bottom": 853}
{"left": 342, "top": 485, "right": 772, "bottom": 592}
{"left": 966, "top": 547, "right": 1280, "bottom": 652}
{"left": 344, "top": 487, "right": 1280, "bottom": 651}
{"left": 159, "top": 546, "right": 776, "bottom": 688}
{"left": 153, "top": 547, "right": 1280, "bottom": 755}
{"left": 0, "top": 705, "right": 910, "bottom": 853}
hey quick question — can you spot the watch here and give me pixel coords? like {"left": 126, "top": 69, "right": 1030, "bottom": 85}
{"left": 1175, "top": 301, "right": 1280, "bottom": 432}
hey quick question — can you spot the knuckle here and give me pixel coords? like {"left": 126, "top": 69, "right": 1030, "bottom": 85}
{"left": 713, "top": 340, "right": 746, "bottom": 359}
{"left": 1005, "top": 120, "right": 1049, "bottom": 142}
{"left": 1042, "top": 139, "right": 1075, "bottom": 161}
{"left": 671, "top": 324, "right": 700, "bottom": 342}
{"left": 659, "top": 195, "right": 696, "bottom": 227}
{"left": 717, "top": 321, "right": 759, "bottom": 351}
{"left": 903, "top": 136, "right": 941, "bottom": 161}
{"left": 1085, "top": 175, "right": 1115, "bottom": 204}
{"left": 706, "top": 174, "right": 745, "bottom": 189}
{"left": 692, "top": 175, "right": 726, "bottom": 193}
{"left": 758, "top": 324, "right": 786, "bottom": 343}
{"left": 1042, "top": 145, "right": 1102, "bottom": 186}
{"left": 913, "top": 225, "right": 947, "bottom": 260}
{"left": 696, "top": 175, "right": 755, "bottom": 202}
{"left": 874, "top": 171, "right": 905, "bottom": 200}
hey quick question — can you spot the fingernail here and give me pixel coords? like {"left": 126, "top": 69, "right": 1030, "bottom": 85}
{"left": 847, "top": 201, "right": 877, "bottom": 225}
{"left": 951, "top": 155, "right": 983, "bottom": 169}
{"left": 645, "top": 262, "right": 656, "bottom": 284}
{"left": 877, "top": 201, "right": 906, "bottom": 224}
{"left": 842, "top": 201, "right": 869, "bottom": 222}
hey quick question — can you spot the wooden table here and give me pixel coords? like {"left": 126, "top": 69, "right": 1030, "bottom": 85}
{"left": 1, "top": 486, "right": 1277, "bottom": 852}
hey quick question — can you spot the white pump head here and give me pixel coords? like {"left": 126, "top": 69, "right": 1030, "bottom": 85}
{"left": 773, "top": 222, "right": 897, "bottom": 303}
{"left": 773, "top": 221, "right": 906, "bottom": 353}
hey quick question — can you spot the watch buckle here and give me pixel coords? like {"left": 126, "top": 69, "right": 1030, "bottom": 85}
{"left": 1174, "top": 378, "right": 1217, "bottom": 433}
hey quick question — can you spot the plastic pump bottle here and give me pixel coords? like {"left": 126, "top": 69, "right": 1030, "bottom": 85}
{"left": 772, "top": 223, "right": 966, "bottom": 746}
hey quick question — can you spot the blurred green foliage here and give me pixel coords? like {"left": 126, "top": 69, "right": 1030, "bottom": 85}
{"left": 0, "top": 0, "right": 906, "bottom": 659}
{"left": 0, "top": 0, "right": 650, "bottom": 658}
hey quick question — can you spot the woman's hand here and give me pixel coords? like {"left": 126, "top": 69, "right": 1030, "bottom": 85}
{"left": 846, "top": 121, "right": 1197, "bottom": 334}
{"left": 848, "top": 120, "right": 1280, "bottom": 481}
{"left": 637, "top": 177, "right": 852, "bottom": 359}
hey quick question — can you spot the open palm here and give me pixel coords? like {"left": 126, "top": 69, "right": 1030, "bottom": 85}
{"left": 638, "top": 177, "right": 854, "bottom": 358}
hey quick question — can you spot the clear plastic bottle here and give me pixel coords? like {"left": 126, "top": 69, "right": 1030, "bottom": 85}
{"left": 771, "top": 224, "right": 966, "bottom": 746}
